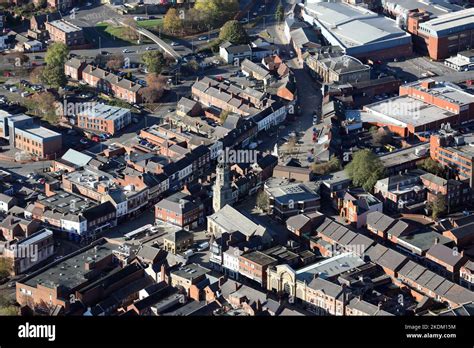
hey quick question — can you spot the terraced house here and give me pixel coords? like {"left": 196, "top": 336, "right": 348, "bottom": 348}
{"left": 82, "top": 65, "right": 142, "bottom": 104}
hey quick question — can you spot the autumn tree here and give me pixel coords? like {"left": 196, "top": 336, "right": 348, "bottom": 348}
{"left": 106, "top": 53, "right": 125, "bottom": 70}
{"left": 163, "top": 8, "right": 183, "bottom": 34}
{"left": 24, "top": 92, "right": 59, "bottom": 125}
{"left": 122, "top": 18, "right": 139, "bottom": 41}
{"left": 29, "top": 66, "right": 44, "bottom": 84}
{"left": 312, "top": 157, "right": 341, "bottom": 175}
{"left": 140, "top": 74, "right": 166, "bottom": 103}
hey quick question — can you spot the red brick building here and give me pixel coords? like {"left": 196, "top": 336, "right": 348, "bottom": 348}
{"left": 407, "top": 8, "right": 474, "bottom": 60}
{"left": 82, "top": 65, "right": 142, "bottom": 104}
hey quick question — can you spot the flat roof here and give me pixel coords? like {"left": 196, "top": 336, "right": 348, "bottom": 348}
{"left": 80, "top": 104, "right": 131, "bottom": 121}
{"left": 405, "top": 80, "right": 474, "bottom": 106}
{"left": 296, "top": 252, "right": 365, "bottom": 283}
{"left": 23, "top": 241, "right": 118, "bottom": 290}
{"left": 304, "top": 2, "right": 411, "bottom": 49}
{"left": 384, "top": 0, "right": 463, "bottom": 18}
{"left": 48, "top": 19, "right": 83, "bottom": 33}
{"left": 419, "top": 8, "right": 474, "bottom": 37}
{"left": 364, "top": 95, "right": 456, "bottom": 127}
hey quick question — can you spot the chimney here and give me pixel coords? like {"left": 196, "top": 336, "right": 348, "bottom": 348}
{"left": 160, "top": 264, "right": 168, "bottom": 284}
{"left": 434, "top": 237, "right": 439, "bottom": 245}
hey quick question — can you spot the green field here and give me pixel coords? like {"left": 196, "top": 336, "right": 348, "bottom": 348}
{"left": 95, "top": 22, "right": 152, "bottom": 45}
{"left": 136, "top": 19, "right": 163, "bottom": 30}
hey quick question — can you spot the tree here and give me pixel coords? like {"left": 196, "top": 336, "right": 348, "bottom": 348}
{"left": 275, "top": 1, "right": 284, "bottom": 23}
{"left": 219, "top": 20, "right": 249, "bottom": 44}
{"left": 345, "top": 149, "right": 385, "bottom": 192}
{"left": 418, "top": 158, "right": 445, "bottom": 178}
{"left": 122, "top": 18, "right": 139, "bottom": 41}
{"left": 24, "top": 92, "right": 59, "bottom": 125}
{"left": 29, "top": 66, "right": 44, "bottom": 84}
{"left": 0, "top": 258, "right": 12, "bottom": 280}
{"left": 106, "top": 54, "right": 125, "bottom": 70}
{"left": 163, "top": 8, "right": 183, "bottom": 34}
{"left": 429, "top": 193, "right": 446, "bottom": 220}
{"left": 194, "top": 0, "right": 239, "bottom": 26}
{"left": 220, "top": 110, "right": 229, "bottom": 123}
{"left": 142, "top": 51, "right": 166, "bottom": 74}
{"left": 256, "top": 190, "right": 269, "bottom": 212}
{"left": 41, "top": 65, "right": 67, "bottom": 88}
{"left": 42, "top": 43, "right": 69, "bottom": 88}
{"left": 140, "top": 74, "right": 166, "bottom": 103}
{"left": 44, "top": 42, "right": 69, "bottom": 67}
{"left": 312, "top": 157, "right": 341, "bottom": 175}
{"left": 371, "top": 127, "right": 393, "bottom": 146}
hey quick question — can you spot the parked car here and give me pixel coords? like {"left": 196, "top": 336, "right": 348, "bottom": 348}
{"left": 145, "top": 46, "right": 154, "bottom": 51}
{"left": 122, "top": 48, "right": 130, "bottom": 53}
{"left": 171, "top": 42, "right": 179, "bottom": 46}
{"left": 198, "top": 36, "right": 207, "bottom": 41}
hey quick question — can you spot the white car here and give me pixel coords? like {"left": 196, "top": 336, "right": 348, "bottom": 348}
{"left": 198, "top": 36, "right": 207, "bottom": 41}
{"left": 122, "top": 48, "right": 130, "bottom": 53}
{"left": 145, "top": 46, "right": 153, "bottom": 51}
{"left": 171, "top": 42, "right": 179, "bottom": 46}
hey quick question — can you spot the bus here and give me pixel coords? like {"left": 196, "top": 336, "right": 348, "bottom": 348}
{"left": 124, "top": 224, "right": 153, "bottom": 241}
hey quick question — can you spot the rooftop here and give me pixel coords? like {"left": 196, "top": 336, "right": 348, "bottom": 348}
{"left": 419, "top": 8, "right": 474, "bottom": 37}
{"left": 47, "top": 19, "right": 82, "bottom": 33}
{"left": 364, "top": 95, "right": 456, "bottom": 128}
{"left": 304, "top": 2, "right": 411, "bottom": 49}
{"left": 171, "top": 263, "right": 210, "bottom": 281}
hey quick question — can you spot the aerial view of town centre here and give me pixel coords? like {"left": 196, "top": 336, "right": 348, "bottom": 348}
{"left": 0, "top": 0, "right": 473, "bottom": 331}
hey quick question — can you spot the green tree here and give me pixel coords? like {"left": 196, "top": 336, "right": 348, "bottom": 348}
{"left": 44, "top": 42, "right": 69, "bottom": 67}
{"left": 429, "top": 193, "right": 446, "bottom": 220}
{"left": 275, "top": 1, "right": 284, "bottom": 22}
{"left": 312, "top": 157, "right": 341, "bottom": 175}
{"left": 163, "top": 8, "right": 183, "bottom": 34}
{"left": 0, "top": 258, "right": 12, "bottom": 279}
{"left": 142, "top": 51, "right": 166, "bottom": 74}
{"left": 345, "top": 149, "right": 385, "bottom": 192}
{"left": 256, "top": 190, "right": 269, "bottom": 212}
{"left": 194, "top": 0, "right": 239, "bottom": 26}
{"left": 219, "top": 20, "right": 249, "bottom": 44}
{"left": 418, "top": 158, "right": 445, "bottom": 178}
{"left": 41, "top": 65, "right": 67, "bottom": 88}
{"left": 41, "top": 43, "right": 69, "bottom": 88}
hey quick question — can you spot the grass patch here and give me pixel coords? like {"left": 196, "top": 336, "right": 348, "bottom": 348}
{"left": 136, "top": 19, "right": 163, "bottom": 30}
{"left": 95, "top": 22, "right": 152, "bottom": 45}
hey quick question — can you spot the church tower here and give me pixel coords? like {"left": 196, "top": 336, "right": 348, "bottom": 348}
{"left": 213, "top": 162, "right": 233, "bottom": 212}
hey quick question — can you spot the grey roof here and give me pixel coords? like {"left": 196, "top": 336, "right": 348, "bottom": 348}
{"left": 366, "top": 211, "right": 395, "bottom": 232}
{"left": 0, "top": 193, "right": 15, "bottom": 204}
{"left": 207, "top": 205, "right": 267, "bottom": 238}
{"left": 155, "top": 192, "right": 198, "bottom": 215}
{"left": 241, "top": 59, "right": 271, "bottom": 79}
{"left": 164, "top": 229, "right": 193, "bottom": 244}
{"left": 376, "top": 248, "right": 408, "bottom": 272}
{"left": 426, "top": 244, "right": 464, "bottom": 267}
{"left": 347, "top": 297, "right": 393, "bottom": 316}
{"left": 136, "top": 245, "right": 162, "bottom": 262}
{"left": 304, "top": 1, "right": 411, "bottom": 48}
{"left": 65, "top": 57, "right": 85, "bottom": 69}
{"left": 386, "top": 220, "right": 411, "bottom": 237}
{"left": 286, "top": 214, "right": 311, "bottom": 231}
{"left": 171, "top": 263, "right": 210, "bottom": 281}
{"left": 307, "top": 277, "right": 344, "bottom": 299}
{"left": 61, "top": 149, "right": 93, "bottom": 167}
{"left": 398, "top": 231, "right": 452, "bottom": 254}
